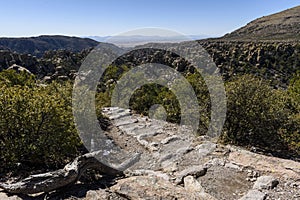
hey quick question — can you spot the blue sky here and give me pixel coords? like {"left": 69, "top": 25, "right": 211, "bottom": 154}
{"left": 1, "top": 0, "right": 299, "bottom": 37}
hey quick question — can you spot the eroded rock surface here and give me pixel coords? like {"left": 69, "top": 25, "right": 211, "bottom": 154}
{"left": 1, "top": 107, "right": 299, "bottom": 199}
{"left": 96, "top": 107, "right": 300, "bottom": 200}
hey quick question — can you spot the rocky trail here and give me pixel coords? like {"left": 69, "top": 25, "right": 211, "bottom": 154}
{"left": 1, "top": 107, "right": 299, "bottom": 200}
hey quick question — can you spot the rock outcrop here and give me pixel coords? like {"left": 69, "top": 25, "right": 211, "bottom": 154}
{"left": 1, "top": 39, "right": 299, "bottom": 88}
{"left": 0, "top": 50, "right": 39, "bottom": 74}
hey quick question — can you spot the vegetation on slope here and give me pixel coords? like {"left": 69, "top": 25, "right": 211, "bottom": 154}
{"left": 222, "top": 6, "right": 300, "bottom": 41}
{"left": 0, "top": 70, "right": 81, "bottom": 173}
{"left": 96, "top": 65, "right": 300, "bottom": 159}
{"left": 222, "top": 74, "right": 299, "bottom": 157}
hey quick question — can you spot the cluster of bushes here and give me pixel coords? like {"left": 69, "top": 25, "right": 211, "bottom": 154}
{"left": 0, "top": 64, "right": 299, "bottom": 174}
{"left": 96, "top": 65, "right": 299, "bottom": 158}
{"left": 0, "top": 70, "right": 81, "bottom": 173}
{"left": 222, "top": 74, "right": 299, "bottom": 157}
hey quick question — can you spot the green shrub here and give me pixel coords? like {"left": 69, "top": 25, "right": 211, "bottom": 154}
{"left": 185, "top": 73, "right": 211, "bottom": 133}
{"left": 0, "top": 71, "right": 81, "bottom": 172}
{"left": 281, "top": 73, "right": 300, "bottom": 154}
{"left": 95, "top": 64, "right": 299, "bottom": 158}
{"left": 221, "top": 74, "right": 296, "bottom": 154}
{"left": 288, "top": 72, "right": 300, "bottom": 111}
{"left": 96, "top": 67, "right": 211, "bottom": 132}
{"left": 129, "top": 83, "right": 181, "bottom": 123}
{"left": 0, "top": 70, "right": 36, "bottom": 87}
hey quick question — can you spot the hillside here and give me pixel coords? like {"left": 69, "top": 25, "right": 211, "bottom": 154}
{"left": 0, "top": 35, "right": 99, "bottom": 57}
{"left": 222, "top": 6, "right": 300, "bottom": 41}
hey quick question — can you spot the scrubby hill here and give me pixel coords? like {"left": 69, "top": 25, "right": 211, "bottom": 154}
{"left": 0, "top": 35, "right": 99, "bottom": 57}
{"left": 0, "top": 6, "right": 299, "bottom": 200}
{"left": 222, "top": 6, "right": 300, "bottom": 41}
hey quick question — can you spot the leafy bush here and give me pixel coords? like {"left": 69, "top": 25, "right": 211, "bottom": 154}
{"left": 96, "top": 64, "right": 299, "bottom": 158}
{"left": 288, "top": 72, "right": 300, "bottom": 111}
{"left": 0, "top": 71, "right": 81, "bottom": 172}
{"left": 281, "top": 73, "right": 300, "bottom": 154}
{"left": 0, "top": 70, "right": 36, "bottom": 87}
{"left": 221, "top": 74, "right": 298, "bottom": 156}
{"left": 96, "top": 67, "right": 211, "bottom": 132}
{"left": 129, "top": 83, "right": 181, "bottom": 123}
{"left": 185, "top": 73, "right": 211, "bottom": 133}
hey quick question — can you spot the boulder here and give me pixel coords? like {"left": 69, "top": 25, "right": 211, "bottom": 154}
{"left": 175, "top": 165, "right": 207, "bottom": 184}
{"left": 195, "top": 141, "right": 217, "bottom": 157}
{"left": 253, "top": 176, "right": 279, "bottom": 190}
{"left": 0, "top": 191, "right": 21, "bottom": 200}
{"left": 7, "top": 64, "right": 32, "bottom": 74}
{"left": 85, "top": 190, "right": 109, "bottom": 200}
{"left": 57, "top": 75, "right": 69, "bottom": 81}
{"left": 184, "top": 175, "right": 205, "bottom": 193}
{"left": 239, "top": 189, "right": 266, "bottom": 200}
{"left": 43, "top": 76, "right": 52, "bottom": 83}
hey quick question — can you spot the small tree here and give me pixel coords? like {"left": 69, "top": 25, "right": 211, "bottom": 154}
{"left": 222, "top": 74, "right": 291, "bottom": 151}
{"left": 0, "top": 71, "right": 81, "bottom": 173}
{"left": 281, "top": 73, "right": 300, "bottom": 154}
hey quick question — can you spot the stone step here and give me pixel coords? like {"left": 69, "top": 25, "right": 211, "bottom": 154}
{"left": 102, "top": 107, "right": 131, "bottom": 120}
{"left": 119, "top": 123, "right": 147, "bottom": 136}
{"left": 114, "top": 116, "right": 139, "bottom": 127}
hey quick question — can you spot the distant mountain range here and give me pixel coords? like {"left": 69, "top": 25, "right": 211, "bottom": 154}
{"left": 86, "top": 35, "right": 212, "bottom": 47}
{"left": 0, "top": 5, "right": 299, "bottom": 57}
{"left": 87, "top": 35, "right": 211, "bottom": 42}
{"left": 0, "top": 34, "right": 212, "bottom": 56}
{"left": 222, "top": 5, "right": 300, "bottom": 41}
{"left": 0, "top": 35, "right": 99, "bottom": 57}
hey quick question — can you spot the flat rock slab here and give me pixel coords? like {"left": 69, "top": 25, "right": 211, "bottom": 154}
{"left": 228, "top": 149, "right": 300, "bottom": 180}
{"left": 196, "top": 141, "right": 217, "bottom": 157}
{"left": 85, "top": 190, "right": 110, "bottom": 200}
{"left": 110, "top": 176, "right": 210, "bottom": 200}
{"left": 253, "top": 176, "right": 279, "bottom": 190}
{"left": 175, "top": 165, "right": 207, "bottom": 184}
{"left": 239, "top": 190, "right": 266, "bottom": 200}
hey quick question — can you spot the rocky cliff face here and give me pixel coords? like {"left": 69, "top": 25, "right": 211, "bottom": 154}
{"left": 0, "top": 50, "right": 39, "bottom": 74}
{"left": 97, "top": 41, "right": 299, "bottom": 88}
{"left": 222, "top": 6, "right": 300, "bottom": 41}
{"left": 200, "top": 41, "right": 300, "bottom": 87}
{"left": 0, "top": 49, "right": 88, "bottom": 80}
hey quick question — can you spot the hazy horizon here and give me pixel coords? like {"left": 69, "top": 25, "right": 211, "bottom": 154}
{"left": 0, "top": 0, "right": 299, "bottom": 38}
